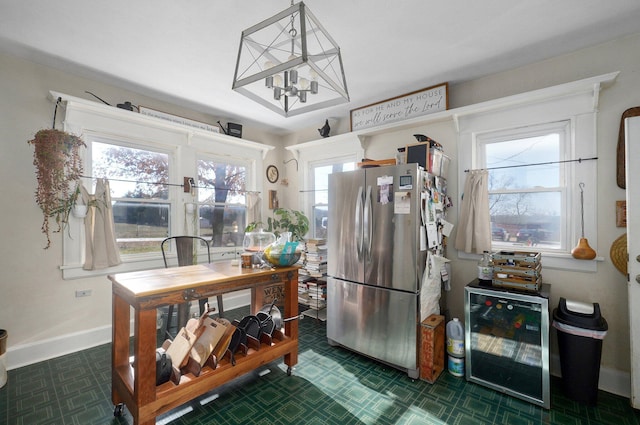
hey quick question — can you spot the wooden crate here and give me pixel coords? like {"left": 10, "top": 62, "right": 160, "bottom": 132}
{"left": 492, "top": 275, "right": 541, "bottom": 292}
{"left": 420, "top": 314, "right": 445, "bottom": 383}
{"left": 492, "top": 251, "right": 542, "bottom": 292}
{"left": 492, "top": 251, "right": 541, "bottom": 266}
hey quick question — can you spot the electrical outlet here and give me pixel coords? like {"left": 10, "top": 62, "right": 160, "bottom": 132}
{"left": 75, "top": 289, "right": 92, "bottom": 298}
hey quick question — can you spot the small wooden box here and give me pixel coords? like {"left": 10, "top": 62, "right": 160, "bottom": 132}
{"left": 420, "top": 314, "right": 445, "bottom": 383}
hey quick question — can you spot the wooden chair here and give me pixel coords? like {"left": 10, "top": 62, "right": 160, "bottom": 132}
{"left": 160, "top": 236, "right": 224, "bottom": 338}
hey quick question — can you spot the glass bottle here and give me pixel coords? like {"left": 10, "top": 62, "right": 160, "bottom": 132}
{"left": 477, "top": 251, "right": 493, "bottom": 285}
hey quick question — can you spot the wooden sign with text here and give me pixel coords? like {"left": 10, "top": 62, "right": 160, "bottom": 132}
{"left": 350, "top": 83, "right": 448, "bottom": 131}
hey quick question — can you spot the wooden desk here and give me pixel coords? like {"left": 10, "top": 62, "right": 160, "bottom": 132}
{"left": 108, "top": 262, "right": 299, "bottom": 425}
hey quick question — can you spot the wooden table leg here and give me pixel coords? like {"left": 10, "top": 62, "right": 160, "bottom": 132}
{"left": 112, "top": 293, "right": 130, "bottom": 406}
{"left": 133, "top": 308, "right": 158, "bottom": 425}
{"left": 283, "top": 271, "right": 298, "bottom": 368}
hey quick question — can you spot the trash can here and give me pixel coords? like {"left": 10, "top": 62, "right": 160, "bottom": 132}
{"left": 553, "top": 298, "right": 607, "bottom": 405}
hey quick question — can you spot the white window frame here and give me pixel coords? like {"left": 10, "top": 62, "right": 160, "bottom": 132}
{"left": 86, "top": 132, "right": 176, "bottom": 257}
{"left": 477, "top": 120, "right": 571, "bottom": 252}
{"left": 53, "top": 91, "right": 271, "bottom": 279}
{"left": 306, "top": 157, "right": 358, "bottom": 238}
{"left": 456, "top": 80, "right": 603, "bottom": 272}
{"left": 285, "top": 133, "right": 364, "bottom": 227}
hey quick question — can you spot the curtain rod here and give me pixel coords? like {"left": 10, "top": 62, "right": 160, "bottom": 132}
{"left": 80, "top": 175, "right": 260, "bottom": 194}
{"left": 464, "top": 156, "right": 597, "bottom": 173}
{"left": 298, "top": 189, "right": 327, "bottom": 193}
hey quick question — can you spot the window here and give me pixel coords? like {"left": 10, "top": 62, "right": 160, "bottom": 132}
{"left": 309, "top": 161, "right": 356, "bottom": 239}
{"left": 91, "top": 139, "right": 171, "bottom": 255}
{"left": 285, "top": 133, "right": 364, "bottom": 241}
{"left": 456, "top": 74, "right": 610, "bottom": 271}
{"left": 56, "top": 90, "right": 271, "bottom": 279}
{"left": 197, "top": 157, "right": 248, "bottom": 249}
{"left": 479, "top": 121, "right": 569, "bottom": 252}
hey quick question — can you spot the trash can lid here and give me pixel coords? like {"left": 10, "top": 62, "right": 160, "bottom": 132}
{"left": 553, "top": 297, "right": 608, "bottom": 331}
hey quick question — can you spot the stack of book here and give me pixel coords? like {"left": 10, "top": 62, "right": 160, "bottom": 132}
{"left": 297, "top": 276, "right": 327, "bottom": 321}
{"left": 301, "top": 238, "right": 327, "bottom": 278}
{"left": 305, "top": 278, "right": 327, "bottom": 310}
{"left": 297, "top": 238, "right": 328, "bottom": 320}
{"left": 298, "top": 275, "right": 315, "bottom": 305}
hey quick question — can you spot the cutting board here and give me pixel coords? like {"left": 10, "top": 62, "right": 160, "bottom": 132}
{"left": 165, "top": 326, "right": 197, "bottom": 368}
{"left": 211, "top": 319, "right": 235, "bottom": 362}
{"left": 189, "top": 317, "right": 228, "bottom": 367}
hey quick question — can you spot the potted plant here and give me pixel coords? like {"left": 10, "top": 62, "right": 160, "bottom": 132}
{"left": 246, "top": 208, "right": 310, "bottom": 242}
{"left": 28, "top": 129, "right": 86, "bottom": 248}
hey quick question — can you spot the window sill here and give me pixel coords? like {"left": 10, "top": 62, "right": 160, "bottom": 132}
{"left": 60, "top": 257, "right": 166, "bottom": 280}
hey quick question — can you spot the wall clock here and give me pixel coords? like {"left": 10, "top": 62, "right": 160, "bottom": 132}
{"left": 266, "top": 165, "right": 279, "bottom": 183}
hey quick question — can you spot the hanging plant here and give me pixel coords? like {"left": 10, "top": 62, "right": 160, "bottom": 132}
{"left": 28, "top": 129, "right": 86, "bottom": 248}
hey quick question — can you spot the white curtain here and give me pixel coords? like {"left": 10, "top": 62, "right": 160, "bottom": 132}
{"left": 454, "top": 170, "right": 491, "bottom": 254}
{"left": 80, "top": 179, "right": 122, "bottom": 270}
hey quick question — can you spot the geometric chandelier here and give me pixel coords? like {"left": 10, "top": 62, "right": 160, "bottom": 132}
{"left": 232, "top": 1, "right": 349, "bottom": 117}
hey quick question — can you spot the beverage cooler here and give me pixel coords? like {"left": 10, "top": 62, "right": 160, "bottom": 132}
{"left": 464, "top": 281, "right": 551, "bottom": 409}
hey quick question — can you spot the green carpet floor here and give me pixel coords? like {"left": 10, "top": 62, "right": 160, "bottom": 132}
{"left": 1, "top": 307, "right": 639, "bottom": 424}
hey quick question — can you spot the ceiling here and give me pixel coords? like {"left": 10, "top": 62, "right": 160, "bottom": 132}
{"left": 2, "top": 1, "right": 640, "bottom": 135}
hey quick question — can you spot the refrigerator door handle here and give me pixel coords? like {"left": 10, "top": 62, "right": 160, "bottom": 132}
{"left": 364, "top": 185, "right": 373, "bottom": 259}
{"left": 355, "top": 186, "right": 364, "bottom": 258}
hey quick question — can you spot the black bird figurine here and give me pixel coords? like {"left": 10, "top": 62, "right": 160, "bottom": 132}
{"left": 318, "top": 119, "right": 331, "bottom": 138}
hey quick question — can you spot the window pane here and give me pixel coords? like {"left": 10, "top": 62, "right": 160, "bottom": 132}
{"left": 312, "top": 205, "right": 328, "bottom": 239}
{"left": 92, "top": 142, "right": 169, "bottom": 199}
{"left": 91, "top": 141, "right": 170, "bottom": 256}
{"left": 311, "top": 161, "right": 355, "bottom": 239}
{"left": 486, "top": 134, "right": 560, "bottom": 190}
{"left": 198, "top": 204, "right": 246, "bottom": 248}
{"left": 197, "top": 159, "right": 247, "bottom": 247}
{"left": 112, "top": 202, "right": 169, "bottom": 254}
{"left": 314, "top": 162, "right": 355, "bottom": 204}
{"left": 490, "top": 192, "right": 561, "bottom": 249}
{"left": 483, "top": 127, "right": 566, "bottom": 252}
{"left": 197, "top": 160, "right": 246, "bottom": 204}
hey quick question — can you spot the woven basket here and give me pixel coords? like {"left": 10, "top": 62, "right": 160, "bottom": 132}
{"left": 610, "top": 233, "right": 627, "bottom": 275}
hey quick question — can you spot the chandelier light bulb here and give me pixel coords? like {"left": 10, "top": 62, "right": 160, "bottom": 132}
{"left": 273, "top": 74, "right": 283, "bottom": 87}
{"left": 299, "top": 77, "right": 309, "bottom": 90}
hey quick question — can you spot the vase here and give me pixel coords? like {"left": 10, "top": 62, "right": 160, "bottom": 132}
{"left": 72, "top": 204, "right": 88, "bottom": 218}
{"left": 263, "top": 232, "right": 302, "bottom": 267}
{"left": 243, "top": 228, "right": 276, "bottom": 252}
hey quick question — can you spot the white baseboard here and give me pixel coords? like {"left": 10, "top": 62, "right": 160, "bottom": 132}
{"left": 6, "top": 291, "right": 250, "bottom": 371}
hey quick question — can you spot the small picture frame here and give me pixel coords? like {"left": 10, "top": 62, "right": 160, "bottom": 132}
{"left": 269, "top": 190, "right": 279, "bottom": 210}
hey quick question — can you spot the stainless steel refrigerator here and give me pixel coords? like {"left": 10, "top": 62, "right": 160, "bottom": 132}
{"left": 327, "top": 163, "right": 427, "bottom": 378}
